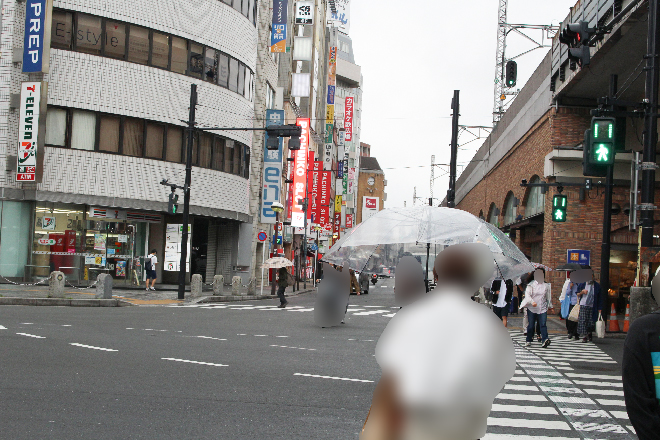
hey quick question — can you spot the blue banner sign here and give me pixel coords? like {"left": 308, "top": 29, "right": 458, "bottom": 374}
{"left": 23, "top": 0, "right": 51, "bottom": 73}
{"left": 567, "top": 249, "right": 590, "bottom": 266}
{"left": 270, "top": 0, "right": 288, "bottom": 53}
{"left": 261, "top": 109, "right": 285, "bottom": 223}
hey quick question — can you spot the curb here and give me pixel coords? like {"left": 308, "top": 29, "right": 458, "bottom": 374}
{"left": 0, "top": 297, "right": 133, "bottom": 307}
{"left": 195, "top": 288, "right": 315, "bottom": 304}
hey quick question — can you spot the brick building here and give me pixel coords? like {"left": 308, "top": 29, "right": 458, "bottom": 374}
{"left": 356, "top": 156, "right": 386, "bottom": 224}
{"left": 0, "top": 0, "right": 261, "bottom": 286}
{"left": 450, "top": 0, "right": 653, "bottom": 314}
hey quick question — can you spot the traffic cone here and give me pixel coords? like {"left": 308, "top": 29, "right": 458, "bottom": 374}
{"left": 608, "top": 303, "right": 620, "bottom": 332}
{"left": 623, "top": 303, "right": 631, "bottom": 333}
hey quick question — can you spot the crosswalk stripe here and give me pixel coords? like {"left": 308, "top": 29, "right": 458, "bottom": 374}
{"left": 565, "top": 373, "right": 622, "bottom": 380}
{"left": 597, "top": 398, "right": 627, "bottom": 406}
{"left": 482, "top": 435, "right": 579, "bottom": 440}
{"left": 508, "top": 376, "right": 532, "bottom": 382}
{"left": 504, "top": 384, "right": 539, "bottom": 391}
{"left": 573, "top": 380, "right": 623, "bottom": 388}
{"left": 585, "top": 388, "right": 625, "bottom": 396}
{"left": 487, "top": 417, "right": 571, "bottom": 430}
{"left": 549, "top": 395, "right": 596, "bottom": 405}
{"left": 539, "top": 357, "right": 617, "bottom": 364}
{"left": 491, "top": 404, "right": 558, "bottom": 415}
{"left": 496, "top": 393, "right": 547, "bottom": 402}
{"left": 609, "top": 410, "right": 629, "bottom": 420}
{"left": 523, "top": 370, "right": 563, "bottom": 376}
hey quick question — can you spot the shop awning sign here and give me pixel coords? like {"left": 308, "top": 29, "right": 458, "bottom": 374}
{"left": 37, "top": 238, "right": 55, "bottom": 246}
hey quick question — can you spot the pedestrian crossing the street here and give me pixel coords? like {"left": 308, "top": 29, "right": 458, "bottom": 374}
{"left": 483, "top": 336, "right": 634, "bottom": 440}
{"left": 509, "top": 332, "right": 617, "bottom": 365}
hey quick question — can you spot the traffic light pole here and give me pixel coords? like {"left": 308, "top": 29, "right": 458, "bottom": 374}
{"left": 640, "top": 0, "right": 660, "bottom": 247}
{"left": 447, "top": 90, "right": 460, "bottom": 208}
{"left": 178, "top": 84, "right": 197, "bottom": 300}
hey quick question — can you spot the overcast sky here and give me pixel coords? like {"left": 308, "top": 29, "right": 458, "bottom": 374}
{"left": 349, "top": 0, "right": 577, "bottom": 208}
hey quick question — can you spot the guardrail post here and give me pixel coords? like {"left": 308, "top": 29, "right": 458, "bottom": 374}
{"left": 213, "top": 275, "right": 224, "bottom": 295}
{"left": 95, "top": 274, "right": 113, "bottom": 299}
{"left": 191, "top": 274, "right": 203, "bottom": 298}
{"left": 48, "top": 271, "right": 65, "bottom": 298}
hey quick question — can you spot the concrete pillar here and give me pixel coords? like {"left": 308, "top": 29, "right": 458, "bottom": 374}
{"left": 213, "top": 275, "right": 224, "bottom": 295}
{"left": 49, "top": 271, "right": 65, "bottom": 298}
{"left": 191, "top": 274, "right": 203, "bottom": 298}
{"left": 247, "top": 277, "right": 256, "bottom": 295}
{"left": 95, "top": 273, "right": 113, "bottom": 299}
{"left": 630, "top": 287, "right": 659, "bottom": 324}
{"left": 232, "top": 276, "right": 242, "bottom": 295}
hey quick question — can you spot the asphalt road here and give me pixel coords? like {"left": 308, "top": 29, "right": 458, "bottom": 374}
{"left": 0, "top": 279, "right": 635, "bottom": 440}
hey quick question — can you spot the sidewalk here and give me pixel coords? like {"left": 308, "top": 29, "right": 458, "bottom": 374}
{"left": 0, "top": 282, "right": 314, "bottom": 307}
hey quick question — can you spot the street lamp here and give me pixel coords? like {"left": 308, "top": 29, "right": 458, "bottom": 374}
{"left": 270, "top": 201, "right": 284, "bottom": 295}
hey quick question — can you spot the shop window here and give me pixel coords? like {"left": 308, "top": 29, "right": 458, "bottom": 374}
{"left": 75, "top": 14, "right": 102, "bottom": 55}
{"left": 98, "top": 115, "right": 121, "bottom": 152}
{"left": 152, "top": 32, "right": 170, "bottom": 69}
{"left": 199, "top": 133, "right": 213, "bottom": 168}
{"left": 266, "top": 84, "right": 275, "bottom": 109}
{"left": 233, "top": 0, "right": 242, "bottom": 12}
{"left": 243, "top": 146, "right": 250, "bottom": 178}
{"left": 171, "top": 37, "right": 187, "bottom": 74}
{"left": 248, "top": 0, "right": 256, "bottom": 24}
{"left": 242, "top": 0, "right": 249, "bottom": 16}
{"left": 237, "top": 63, "right": 246, "bottom": 96}
{"left": 123, "top": 118, "right": 144, "bottom": 157}
{"left": 166, "top": 127, "right": 184, "bottom": 162}
{"left": 217, "top": 53, "right": 229, "bottom": 88}
{"left": 212, "top": 138, "right": 225, "bottom": 170}
{"left": 224, "top": 140, "right": 234, "bottom": 174}
{"left": 145, "top": 123, "right": 165, "bottom": 159}
{"left": 105, "top": 21, "right": 127, "bottom": 59}
{"left": 70, "top": 110, "right": 96, "bottom": 151}
{"left": 189, "top": 43, "right": 204, "bottom": 78}
{"left": 204, "top": 48, "right": 218, "bottom": 83}
{"left": 128, "top": 25, "right": 149, "bottom": 65}
{"left": 45, "top": 108, "right": 67, "bottom": 147}
{"left": 526, "top": 177, "right": 545, "bottom": 217}
{"left": 51, "top": 11, "right": 73, "bottom": 49}
{"left": 228, "top": 58, "right": 239, "bottom": 92}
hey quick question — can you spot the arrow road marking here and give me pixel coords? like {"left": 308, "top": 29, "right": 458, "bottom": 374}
{"left": 162, "top": 358, "right": 227, "bottom": 367}
{"left": 0, "top": 325, "right": 7, "bottom": 330}
{"left": 69, "top": 343, "right": 117, "bottom": 352}
{"left": 16, "top": 332, "right": 45, "bottom": 339}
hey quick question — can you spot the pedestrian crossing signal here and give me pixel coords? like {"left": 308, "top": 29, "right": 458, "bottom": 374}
{"left": 552, "top": 194, "right": 567, "bottom": 222}
{"left": 168, "top": 192, "right": 179, "bottom": 215}
{"left": 589, "top": 117, "right": 615, "bottom": 165}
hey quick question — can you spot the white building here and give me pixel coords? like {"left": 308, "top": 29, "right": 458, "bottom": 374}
{"left": 0, "top": 0, "right": 261, "bottom": 286}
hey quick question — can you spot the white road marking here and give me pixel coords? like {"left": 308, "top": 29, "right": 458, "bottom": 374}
{"left": 541, "top": 386, "right": 583, "bottom": 394}
{"left": 382, "top": 313, "right": 396, "bottom": 318}
{"left": 609, "top": 410, "right": 629, "bottom": 420}
{"left": 482, "top": 435, "right": 579, "bottom": 440}
{"left": 237, "top": 333, "right": 247, "bottom": 336}
{"left": 20, "top": 323, "right": 33, "bottom": 325}
{"left": 162, "top": 358, "right": 227, "bottom": 367}
{"left": 351, "top": 309, "right": 391, "bottom": 315}
{"left": 572, "top": 421, "right": 629, "bottom": 433}
{"left": 523, "top": 370, "right": 563, "bottom": 376}
{"left": 628, "top": 425, "right": 636, "bottom": 433}
{"left": 196, "top": 336, "right": 227, "bottom": 341}
{"left": 573, "top": 380, "right": 622, "bottom": 388}
{"left": 69, "top": 343, "right": 117, "bottom": 352}
{"left": 566, "top": 373, "right": 622, "bottom": 380}
{"left": 548, "top": 361, "right": 570, "bottom": 365}
{"left": 556, "top": 366, "right": 574, "bottom": 370}
{"left": 294, "top": 372, "right": 373, "bottom": 383}
{"left": 287, "top": 308, "right": 315, "bottom": 312}
{"left": 270, "top": 344, "right": 316, "bottom": 351}
{"left": 16, "top": 332, "right": 45, "bottom": 339}
{"left": 61, "top": 325, "right": 72, "bottom": 327}
{"left": 0, "top": 325, "right": 7, "bottom": 330}
{"left": 532, "top": 378, "right": 572, "bottom": 384}
{"left": 584, "top": 388, "right": 625, "bottom": 397}
{"left": 126, "top": 328, "right": 134, "bottom": 330}
{"left": 596, "top": 398, "right": 627, "bottom": 406}
{"left": 508, "top": 376, "right": 531, "bottom": 382}
{"left": 495, "top": 393, "right": 547, "bottom": 402}
{"left": 504, "top": 384, "right": 538, "bottom": 391}
{"left": 560, "top": 408, "right": 611, "bottom": 418}
{"left": 275, "top": 335, "right": 289, "bottom": 338}
{"left": 491, "top": 404, "right": 557, "bottom": 415}
{"left": 549, "top": 396, "right": 595, "bottom": 405}
{"left": 487, "top": 417, "right": 571, "bottom": 430}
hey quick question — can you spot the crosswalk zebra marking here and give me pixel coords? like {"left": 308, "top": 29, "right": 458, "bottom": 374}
{"left": 495, "top": 393, "right": 548, "bottom": 402}
{"left": 566, "top": 373, "right": 622, "bottom": 380}
{"left": 491, "top": 404, "right": 558, "bottom": 415}
{"left": 609, "top": 410, "right": 629, "bottom": 420}
{"left": 573, "top": 380, "right": 622, "bottom": 388}
{"left": 596, "top": 398, "right": 627, "bottom": 406}
{"left": 503, "top": 384, "right": 539, "bottom": 391}
{"left": 487, "top": 417, "right": 571, "bottom": 430}
{"left": 548, "top": 395, "right": 596, "bottom": 405}
{"left": 584, "top": 388, "right": 625, "bottom": 397}
{"left": 482, "top": 435, "right": 579, "bottom": 440}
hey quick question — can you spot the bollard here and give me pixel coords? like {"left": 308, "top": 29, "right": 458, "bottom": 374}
{"left": 191, "top": 274, "right": 203, "bottom": 298}
{"left": 213, "top": 275, "right": 224, "bottom": 295}
{"left": 247, "top": 277, "right": 256, "bottom": 295}
{"left": 49, "top": 271, "right": 66, "bottom": 298}
{"left": 231, "top": 276, "right": 242, "bottom": 295}
{"left": 95, "top": 273, "right": 113, "bottom": 299}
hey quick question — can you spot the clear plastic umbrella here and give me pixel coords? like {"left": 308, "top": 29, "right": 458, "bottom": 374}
{"left": 322, "top": 206, "right": 534, "bottom": 280}
{"left": 261, "top": 257, "right": 294, "bottom": 269}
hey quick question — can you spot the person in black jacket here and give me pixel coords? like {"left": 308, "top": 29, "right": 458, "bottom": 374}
{"left": 622, "top": 269, "right": 660, "bottom": 439}
{"left": 491, "top": 278, "right": 514, "bottom": 327}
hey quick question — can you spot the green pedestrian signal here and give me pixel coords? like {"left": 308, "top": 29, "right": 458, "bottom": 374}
{"left": 589, "top": 117, "right": 615, "bottom": 165}
{"left": 552, "top": 194, "right": 567, "bottom": 223}
{"left": 168, "top": 192, "right": 179, "bottom": 215}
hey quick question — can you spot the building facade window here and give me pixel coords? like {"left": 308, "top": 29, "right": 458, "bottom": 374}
{"left": 266, "top": 84, "right": 275, "bottom": 109}
{"left": 526, "top": 176, "right": 545, "bottom": 217}
{"left": 504, "top": 193, "right": 517, "bottom": 226}
{"left": 45, "top": 106, "right": 250, "bottom": 178}
{"left": 51, "top": 9, "right": 255, "bottom": 101}
{"left": 488, "top": 203, "right": 499, "bottom": 227}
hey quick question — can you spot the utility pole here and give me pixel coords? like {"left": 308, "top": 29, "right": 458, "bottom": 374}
{"left": 178, "top": 84, "right": 197, "bottom": 300}
{"left": 640, "top": 0, "right": 660, "bottom": 248}
{"left": 600, "top": 75, "right": 617, "bottom": 301}
{"left": 447, "top": 90, "right": 460, "bottom": 208}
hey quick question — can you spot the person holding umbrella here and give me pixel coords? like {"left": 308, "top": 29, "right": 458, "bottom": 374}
{"left": 276, "top": 266, "right": 290, "bottom": 308}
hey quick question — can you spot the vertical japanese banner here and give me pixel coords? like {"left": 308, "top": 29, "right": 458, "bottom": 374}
{"left": 308, "top": 160, "right": 321, "bottom": 221}
{"left": 291, "top": 118, "right": 310, "bottom": 228}
{"left": 344, "top": 97, "right": 354, "bottom": 141}
{"left": 305, "top": 151, "right": 315, "bottom": 220}
{"left": 346, "top": 214, "right": 353, "bottom": 229}
{"left": 271, "top": 0, "right": 289, "bottom": 53}
{"left": 319, "top": 171, "right": 331, "bottom": 227}
{"left": 261, "top": 109, "right": 285, "bottom": 224}
{"left": 337, "top": 130, "right": 345, "bottom": 178}
{"left": 286, "top": 150, "right": 294, "bottom": 223}
{"left": 17, "top": 82, "right": 46, "bottom": 182}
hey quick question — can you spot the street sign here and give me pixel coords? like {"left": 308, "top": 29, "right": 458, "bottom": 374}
{"left": 567, "top": 249, "right": 590, "bottom": 266}
{"left": 309, "top": 243, "right": 318, "bottom": 252}
{"left": 257, "top": 232, "right": 268, "bottom": 242}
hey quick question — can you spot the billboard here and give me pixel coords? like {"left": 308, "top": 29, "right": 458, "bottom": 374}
{"left": 291, "top": 118, "right": 310, "bottom": 228}
{"left": 327, "top": 0, "right": 350, "bottom": 34}
{"left": 23, "top": 0, "right": 53, "bottom": 73}
{"left": 17, "top": 82, "right": 47, "bottom": 182}
{"left": 319, "top": 171, "right": 331, "bottom": 227}
{"left": 295, "top": 1, "right": 314, "bottom": 25}
{"left": 271, "top": 0, "right": 288, "bottom": 53}
{"left": 344, "top": 96, "right": 354, "bottom": 141}
{"left": 260, "top": 109, "right": 285, "bottom": 224}
{"left": 363, "top": 196, "right": 379, "bottom": 221}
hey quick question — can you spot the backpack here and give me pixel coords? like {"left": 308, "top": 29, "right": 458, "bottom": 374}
{"left": 145, "top": 255, "right": 153, "bottom": 271}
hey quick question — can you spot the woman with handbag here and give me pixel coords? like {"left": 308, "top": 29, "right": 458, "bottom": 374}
{"left": 575, "top": 270, "right": 603, "bottom": 342}
{"left": 524, "top": 269, "right": 554, "bottom": 348}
